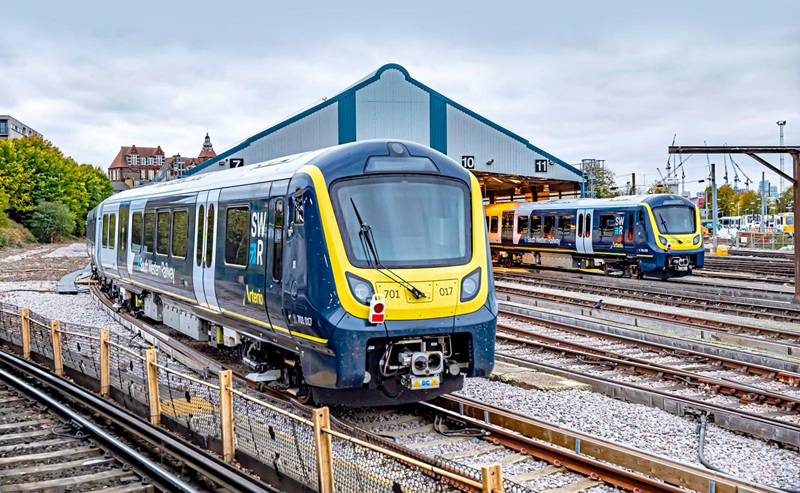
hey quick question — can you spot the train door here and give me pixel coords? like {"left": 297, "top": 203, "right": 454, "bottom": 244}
{"left": 265, "top": 180, "right": 289, "bottom": 329}
{"left": 116, "top": 203, "right": 130, "bottom": 278}
{"left": 635, "top": 207, "right": 648, "bottom": 247}
{"left": 487, "top": 215, "right": 500, "bottom": 244}
{"left": 192, "top": 190, "right": 221, "bottom": 311}
{"left": 624, "top": 211, "right": 636, "bottom": 256}
{"left": 100, "top": 202, "right": 120, "bottom": 273}
{"left": 576, "top": 208, "right": 594, "bottom": 254}
{"left": 501, "top": 211, "right": 514, "bottom": 244}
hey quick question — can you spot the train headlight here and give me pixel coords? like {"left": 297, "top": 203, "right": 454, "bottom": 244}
{"left": 460, "top": 268, "right": 481, "bottom": 302}
{"left": 658, "top": 236, "right": 668, "bottom": 246}
{"left": 693, "top": 234, "right": 701, "bottom": 245}
{"left": 346, "top": 273, "right": 373, "bottom": 305}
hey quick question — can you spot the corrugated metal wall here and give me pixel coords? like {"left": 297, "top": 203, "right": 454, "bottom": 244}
{"left": 355, "top": 69, "right": 430, "bottom": 145}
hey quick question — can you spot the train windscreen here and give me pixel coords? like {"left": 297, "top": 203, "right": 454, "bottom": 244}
{"left": 332, "top": 175, "right": 471, "bottom": 268}
{"left": 652, "top": 205, "right": 696, "bottom": 235}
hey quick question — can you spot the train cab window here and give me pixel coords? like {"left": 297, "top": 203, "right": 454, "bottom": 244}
{"left": 626, "top": 212, "right": 634, "bottom": 242}
{"left": 530, "top": 215, "right": 542, "bottom": 236}
{"left": 517, "top": 215, "right": 529, "bottom": 234}
{"left": 225, "top": 206, "right": 249, "bottom": 267}
{"left": 157, "top": 211, "right": 170, "bottom": 255}
{"left": 205, "top": 205, "right": 215, "bottom": 268}
{"left": 584, "top": 213, "right": 592, "bottom": 238}
{"left": 102, "top": 214, "right": 109, "bottom": 248}
{"left": 196, "top": 205, "right": 205, "bottom": 266}
{"left": 172, "top": 210, "right": 188, "bottom": 258}
{"left": 108, "top": 214, "right": 116, "bottom": 248}
{"left": 143, "top": 212, "right": 155, "bottom": 254}
{"left": 543, "top": 216, "right": 556, "bottom": 238}
{"left": 599, "top": 215, "right": 615, "bottom": 237}
{"left": 558, "top": 215, "right": 571, "bottom": 236}
{"left": 490, "top": 216, "right": 498, "bottom": 234}
{"left": 272, "top": 199, "right": 284, "bottom": 282}
{"left": 131, "top": 212, "right": 143, "bottom": 252}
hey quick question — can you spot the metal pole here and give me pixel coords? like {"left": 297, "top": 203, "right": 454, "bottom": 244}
{"left": 778, "top": 121, "right": 786, "bottom": 193}
{"left": 711, "top": 163, "right": 718, "bottom": 252}
{"left": 793, "top": 153, "right": 799, "bottom": 303}
{"left": 761, "top": 172, "right": 766, "bottom": 233}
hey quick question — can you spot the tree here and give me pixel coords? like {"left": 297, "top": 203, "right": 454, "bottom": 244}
{"left": 647, "top": 182, "right": 671, "bottom": 194}
{"left": 738, "top": 190, "right": 761, "bottom": 214}
{"left": 29, "top": 201, "right": 75, "bottom": 243}
{"left": 702, "top": 184, "right": 736, "bottom": 216}
{"left": 584, "top": 162, "right": 620, "bottom": 198}
{"left": 778, "top": 186, "right": 794, "bottom": 212}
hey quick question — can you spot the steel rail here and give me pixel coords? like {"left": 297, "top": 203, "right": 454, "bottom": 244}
{"left": 498, "top": 308, "right": 800, "bottom": 388}
{"left": 426, "top": 395, "right": 777, "bottom": 493}
{"left": 0, "top": 348, "right": 279, "bottom": 493}
{"left": 494, "top": 284, "right": 800, "bottom": 347}
{"left": 496, "top": 321, "right": 800, "bottom": 410}
{"left": 495, "top": 273, "right": 800, "bottom": 323}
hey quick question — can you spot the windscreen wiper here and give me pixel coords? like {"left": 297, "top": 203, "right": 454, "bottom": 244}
{"left": 350, "top": 198, "right": 426, "bottom": 299}
{"left": 657, "top": 213, "right": 683, "bottom": 244}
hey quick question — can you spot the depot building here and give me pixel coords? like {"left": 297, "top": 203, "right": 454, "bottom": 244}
{"left": 187, "top": 64, "right": 583, "bottom": 201}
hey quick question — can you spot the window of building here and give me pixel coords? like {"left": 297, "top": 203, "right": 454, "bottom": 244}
{"left": 205, "top": 205, "right": 215, "bottom": 268}
{"left": 272, "top": 199, "right": 283, "bottom": 281}
{"left": 558, "top": 215, "right": 572, "bottom": 235}
{"left": 157, "top": 211, "right": 170, "bottom": 255}
{"left": 143, "top": 212, "right": 155, "bottom": 253}
{"left": 131, "top": 212, "right": 143, "bottom": 252}
{"left": 543, "top": 216, "right": 556, "bottom": 237}
{"left": 0, "top": 121, "right": 7, "bottom": 134}
{"left": 517, "top": 215, "right": 528, "bottom": 234}
{"left": 599, "top": 215, "right": 616, "bottom": 237}
{"left": 225, "top": 207, "right": 249, "bottom": 266}
{"left": 149, "top": 157, "right": 154, "bottom": 165}
{"left": 131, "top": 155, "right": 137, "bottom": 165}
{"left": 172, "top": 210, "right": 188, "bottom": 258}
{"left": 108, "top": 214, "right": 116, "bottom": 248}
{"left": 196, "top": 206, "right": 205, "bottom": 266}
{"left": 102, "top": 214, "right": 109, "bottom": 247}
{"left": 530, "top": 215, "right": 542, "bottom": 236}
{"left": 490, "top": 216, "right": 498, "bottom": 234}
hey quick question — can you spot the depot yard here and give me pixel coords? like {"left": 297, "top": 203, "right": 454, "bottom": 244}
{"left": 0, "top": 243, "right": 796, "bottom": 492}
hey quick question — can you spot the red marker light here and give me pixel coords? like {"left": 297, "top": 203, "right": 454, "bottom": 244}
{"left": 369, "top": 294, "right": 385, "bottom": 324}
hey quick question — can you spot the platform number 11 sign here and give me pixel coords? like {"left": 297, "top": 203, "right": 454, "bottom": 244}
{"left": 461, "top": 156, "right": 475, "bottom": 169}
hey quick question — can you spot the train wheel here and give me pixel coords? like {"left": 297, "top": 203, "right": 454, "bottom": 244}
{"left": 295, "top": 386, "right": 314, "bottom": 405}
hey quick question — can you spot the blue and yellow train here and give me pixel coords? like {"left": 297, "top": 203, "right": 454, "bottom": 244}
{"left": 87, "top": 140, "right": 496, "bottom": 406}
{"left": 485, "top": 194, "right": 704, "bottom": 278}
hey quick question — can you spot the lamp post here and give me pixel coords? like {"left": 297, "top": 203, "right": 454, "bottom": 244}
{"left": 778, "top": 121, "right": 787, "bottom": 193}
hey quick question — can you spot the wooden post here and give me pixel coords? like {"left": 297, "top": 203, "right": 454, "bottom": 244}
{"left": 50, "top": 321, "right": 63, "bottom": 376}
{"left": 145, "top": 349, "right": 161, "bottom": 425}
{"left": 313, "top": 406, "right": 335, "bottom": 493}
{"left": 99, "top": 329, "right": 110, "bottom": 397}
{"left": 20, "top": 308, "right": 30, "bottom": 359}
{"left": 482, "top": 463, "right": 503, "bottom": 493}
{"left": 218, "top": 370, "right": 235, "bottom": 463}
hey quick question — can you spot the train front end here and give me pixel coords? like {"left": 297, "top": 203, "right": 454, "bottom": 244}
{"left": 291, "top": 140, "right": 496, "bottom": 406}
{"left": 640, "top": 195, "right": 705, "bottom": 277}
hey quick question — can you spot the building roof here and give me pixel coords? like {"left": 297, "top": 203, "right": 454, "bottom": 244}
{"left": 185, "top": 63, "right": 580, "bottom": 178}
{"left": 112, "top": 181, "right": 131, "bottom": 192}
{"left": 198, "top": 133, "right": 216, "bottom": 159}
{"left": 109, "top": 145, "right": 165, "bottom": 169}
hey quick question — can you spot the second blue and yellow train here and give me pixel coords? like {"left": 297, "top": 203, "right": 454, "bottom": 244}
{"left": 485, "top": 194, "right": 704, "bottom": 278}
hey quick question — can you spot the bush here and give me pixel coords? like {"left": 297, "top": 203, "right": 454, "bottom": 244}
{"left": 0, "top": 219, "right": 34, "bottom": 248}
{"left": 29, "top": 201, "right": 75, "bottom": 243}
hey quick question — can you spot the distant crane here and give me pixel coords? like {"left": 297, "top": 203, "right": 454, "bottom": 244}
{"left": 728, "top": 155, "right": 752, "bottom": 191}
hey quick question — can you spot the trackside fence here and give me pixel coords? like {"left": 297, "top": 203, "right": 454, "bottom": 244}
{"left": 0, "top": 301, "right": 519, "bottom": 493}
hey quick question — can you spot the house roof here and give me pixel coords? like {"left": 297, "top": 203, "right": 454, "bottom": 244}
{"left": 185, "top": 63, "right": 581, "bottom": 178}
{"left": 109, "top": 145, "right": 165, "bottom": 169}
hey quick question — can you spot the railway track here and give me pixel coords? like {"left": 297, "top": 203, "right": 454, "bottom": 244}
{"left": 495, "top": 272, "right": 800, "bottom": 324}
{"left": 703, "top": 256, "right": 795, "bottom": 278}
{"left": 87, "top": 285, "right": 777, "bottom": 493}
{"left": 494, "top": 316, "right": 800, "bottom": 448}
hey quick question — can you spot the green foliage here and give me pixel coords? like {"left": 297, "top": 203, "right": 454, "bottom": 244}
{"left": 0, "top": 136, "right": 112, "bottom": 239}
{"left": 701, "top": 184, "right": 737, "bottom": 216}
{"left": 778, "top": 186, "right": 794, "bottom": 212}
{"left": 0, "top": 219, "right": 34, "bottom": 248}
{"left": 585, "top": 162, "right": 620, "bottom": 198}
{"left": 738, "top": 190, "right": 760, "bottom": 214}
{"left": 29, "top": 201, "right": 75, "bottom": 243}
{"left": 648, "top": 182, "right": 671, "bottom": 194}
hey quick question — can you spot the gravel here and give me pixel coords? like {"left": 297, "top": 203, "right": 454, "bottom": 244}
{"left": 456, "top": 377, "right": 800, "bottom": 490}
{"left": 44, "top": 243, "right": 88, "bottom": 258}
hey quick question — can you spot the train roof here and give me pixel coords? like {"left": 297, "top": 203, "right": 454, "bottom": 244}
{"left": 485, "top": 194, "right": 695, "bottom": 212}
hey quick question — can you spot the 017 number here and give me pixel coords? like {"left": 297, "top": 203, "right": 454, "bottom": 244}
{"left": 439, "top": 286, "right": 453, "bottom": 296}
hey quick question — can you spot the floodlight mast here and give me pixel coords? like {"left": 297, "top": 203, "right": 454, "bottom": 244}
{"left": 668, "top": 146, "right": 800, "bottom": 304}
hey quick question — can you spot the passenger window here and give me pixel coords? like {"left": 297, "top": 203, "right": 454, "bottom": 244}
{"left": 205, "top": 205, "right": 214, "bottom": 268}
{"left": 273, "top": 199, "right": 284, "bottom": 281}
{"left": 225, "top": 206, "right": 249, "bottom": 267}
{"left": 626, "top": 212, "right": 634, "bottom": 242}
{"left": 143, "top": 212, "right": 155, "bottom": 254}
{"left": 585, "top": 213, "right": 592, "bottom": 238}
{"left": 119, "top": 212, "right": 127, "bottom": 253}
{"left": 558, "top": 215, "right": 571, "bottom": 235}
{"left": 599, "top": 215, "right": 615, "bottom": 237}
{"left": 102, "top": 214, "right": 109, "bottom": 248}
{"left": 131, "top": 212, "right": 143, "bottom": 252}
{"left": 543, "top": 216, "right": 556, "bottom": 237}
{"left": 577, "top": 214, "right": 584, "bottom": 238}
{"left": 172, "top": 210, "right": 188, "bottom": 258}
{"left": 157, "top": 211, "right": 170, "bottom": 255}
{"left": 108, "top": 214, "right": 116, "bottom": 248}
{"left": 490, "top": 216, "right": 498, "bottom": 234}
{"left": 530, "top": 215, "right": 542, "bottom": 235}
{"left": 196, "top": 205, "right": 205, "bottom": 266}
{"left": 517, "top": 216, "right": 528, "bottom": 234}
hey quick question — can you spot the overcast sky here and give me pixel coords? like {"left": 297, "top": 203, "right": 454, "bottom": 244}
{"left": 3, "top": 1, "right": 798, "bottom": 195}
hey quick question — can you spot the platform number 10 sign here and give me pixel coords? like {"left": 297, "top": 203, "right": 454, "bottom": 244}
{"left": 461, "top": 156, "right": 475, "bottom": 169}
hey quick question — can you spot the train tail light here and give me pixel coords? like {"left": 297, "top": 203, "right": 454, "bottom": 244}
{"left": 369, "top": 294, "right": 385, "bottom": 324}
